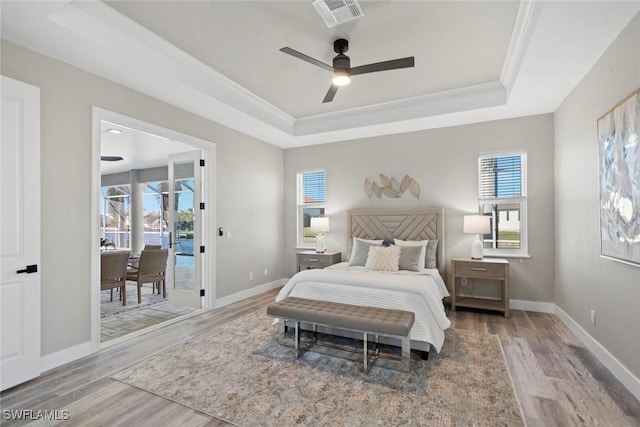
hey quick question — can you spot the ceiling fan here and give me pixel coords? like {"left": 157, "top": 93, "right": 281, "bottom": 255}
{"left": 280, "top": 38, "right": 415, "bottom": 103}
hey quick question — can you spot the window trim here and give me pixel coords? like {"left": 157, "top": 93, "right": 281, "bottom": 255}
{"left": 477, "top": 150, "right": 529, "bottom": 258}
{"left": 296, "top": 169, "right": 326, "bottom": 248}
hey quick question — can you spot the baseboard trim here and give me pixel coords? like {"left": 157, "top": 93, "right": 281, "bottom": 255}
{"left": 554, "top": 305, "right": 640, "bottom": 401}
{"left": 39, "top": 292, "right": 640, "bottom": 402}
{"left": 505, "top": 299, "right": 639, "bottom": 401}
{"left": 215, "top": 278, "right": 287, "bottom": 308}
{"left": 39, "top": 280, "right": 288, "bottom": 374}
{"left": 40, "top": 341, "right": 95, "bottom": 373}
{"left": 510, "top": 299, "right": 555, "bottom": 313}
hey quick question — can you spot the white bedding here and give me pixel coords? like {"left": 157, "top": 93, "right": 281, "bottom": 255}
{"left": 276, "top": 262, "right": 451, "bottom": 352}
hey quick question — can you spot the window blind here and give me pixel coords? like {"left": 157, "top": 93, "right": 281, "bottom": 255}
{"left": 303, "top": 171, "right": 326, "bottom": 204}
{"left": 479, "top": 155, "right": 522, "bottom": 199}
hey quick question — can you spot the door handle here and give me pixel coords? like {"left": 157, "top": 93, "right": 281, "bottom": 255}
{"left": 169, "top": 232, "right": 172, "bottom": 249}
{"left": 17, "top": 264, "right": 38, "bottom": 274}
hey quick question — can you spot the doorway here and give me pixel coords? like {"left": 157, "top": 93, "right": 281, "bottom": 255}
{"left": 92, "top": 108, "right": 216, "bottom": 348}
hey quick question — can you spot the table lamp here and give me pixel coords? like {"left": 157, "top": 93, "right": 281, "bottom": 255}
{"left": 310, "top": 217, "right": 330, "bottom": 253}
{"left": 463, "top": 215, "right": 490, "bottom": 259}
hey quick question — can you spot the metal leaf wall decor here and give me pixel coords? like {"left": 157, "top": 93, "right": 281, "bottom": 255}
{"left": 364, "top": 174, "right": 420, "bottom": 199}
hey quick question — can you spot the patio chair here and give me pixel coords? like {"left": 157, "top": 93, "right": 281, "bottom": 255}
{"left": 101, "top": 250, "right": 131, "bottom": 306}
{"left": 128, "top": 245, "right": 162, "bottom": 269}
{"left": 126, "top": 249, "right": 169, "bottom": 303}
{"left": 101, "top": 239, "right": 116, "bottom": 250}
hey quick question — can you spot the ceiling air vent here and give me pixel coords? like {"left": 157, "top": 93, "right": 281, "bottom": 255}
{"left": 312, "top": 0, "right": 364, "bottom": 28}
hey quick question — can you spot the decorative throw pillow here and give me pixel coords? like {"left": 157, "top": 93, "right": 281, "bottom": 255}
{"left": 365, "top": 245, "right": 401, "bottom": 272}
{"left": 348, "top": 238, "right": 383, "bottom": 266}
{"left": 394, "top": 239, "right": 428, "bottom": 267}
{"left": 425, "top": 239, "right": 439, "bottom": 269}
{"left": 398, "top": 245, "right": 423, "bottom": 272}
{"left": 382, "top": 238, "right": 394, "bottom": 247}
{"left": 347, "top": 237, "right": 383, "bottom": 259}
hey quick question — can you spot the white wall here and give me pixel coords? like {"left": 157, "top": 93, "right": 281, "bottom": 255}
{"left": 554, "top": 13, "right": 640, "bottom": 380}
{"left": 1, "top": 40, "right": 285, "bottom": 357}
{"left": 284, "top": 114, "right": 556, "bottom": 302}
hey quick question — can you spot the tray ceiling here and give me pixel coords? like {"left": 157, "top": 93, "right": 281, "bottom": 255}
{"left": 2, "top": 1, "right": 639, "bottom": 148}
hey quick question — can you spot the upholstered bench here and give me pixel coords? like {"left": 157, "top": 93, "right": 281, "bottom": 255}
{"left": 266, "top": 297, "right": 415, "bottom": 373}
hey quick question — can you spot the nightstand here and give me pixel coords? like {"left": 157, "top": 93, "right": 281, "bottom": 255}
{"left": 450, "top": 258, "right": 510, "bottom": 317}
{"left": 297, "top": 251, "right": 342, "bottom": 271}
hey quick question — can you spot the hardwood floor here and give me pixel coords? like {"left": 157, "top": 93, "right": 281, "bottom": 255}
{"left": 2, "top": 289, "right": 639, "bottom": 426}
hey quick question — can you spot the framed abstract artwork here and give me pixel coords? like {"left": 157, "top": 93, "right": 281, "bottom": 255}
{"left": 597, "top": 88, "right": 640, "bottom": 266}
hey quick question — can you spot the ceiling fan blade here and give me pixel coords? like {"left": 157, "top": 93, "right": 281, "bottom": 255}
{"left": 322, "top": 84, "right": 339, "bottom": 103}
{"left": 350, "top": 57, "right": 415, "bottom": 76}
{"left": 101, "top": 156, "right": 123, "bottom": 162}
{"left": 279, "top": 47, "right": 333, "bottom": 72}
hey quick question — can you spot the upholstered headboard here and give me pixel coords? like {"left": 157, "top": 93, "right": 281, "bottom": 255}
{"left": 348, "top": 207, "right": 446, "bottom": 277}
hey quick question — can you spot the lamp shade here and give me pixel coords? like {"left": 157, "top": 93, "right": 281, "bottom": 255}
{"left": 310, "top": 217, "right": 330, "bottom": 233}
{"left": 463, "top": 215, "right": 490, "bottom": 234}
{"left": 464, "top": 215, "right": 490, "bottom": 259}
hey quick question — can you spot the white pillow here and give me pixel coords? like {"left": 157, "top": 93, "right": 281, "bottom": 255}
{"left": 348, "top": 237, "right": 383, "bottom": 265}
{"left": 365, "top": 245, "right": 401, "bottom": 272}
{"left": 355, "top": 237, "right": 384, "bottom": 244}
{"left": 394, "top": 239, "right": 428, "bottom": 267}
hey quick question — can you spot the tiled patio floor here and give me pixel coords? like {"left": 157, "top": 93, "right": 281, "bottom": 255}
{"left": 100, "top": 284, "right": 196, "bottom": 343}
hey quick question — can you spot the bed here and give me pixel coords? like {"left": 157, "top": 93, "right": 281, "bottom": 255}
{"left": 276, "top": 207, "right": 451, "bottom": 353}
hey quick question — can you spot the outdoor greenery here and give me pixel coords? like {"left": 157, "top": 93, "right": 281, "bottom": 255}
{"left": 484, "top": 231, "right": 521, "bottom": 249}
{"left": 177, "top": 208, "right": 194, "bottom": 239}
{"left": 498, "top": 231, "right": 520, "bottom": 240}
{"left": 303, "top": 227, "right": 318, "bottom": 240}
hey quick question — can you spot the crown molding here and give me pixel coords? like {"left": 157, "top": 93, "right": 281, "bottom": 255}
{"left": 48, "top": 1, "right": 295, "bottom": 135}
{"left": 294, "top": 81, "right": 507, "bottom": 136}
{"left": 500, "top": 0, "right": 544, "bottom": 97}
{"left": 6, "top": 0, "right": 632, "bottom": 148}
{"left": 40, "top": 0, "right": 536, "bottom": 147}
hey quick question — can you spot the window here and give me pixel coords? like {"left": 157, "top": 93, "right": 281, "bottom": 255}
{"left": 297, "top": 170, "right": 326, "bottom": 247}
{"left": 101, "top": 181, "right": 173, "bottom": 250}
{"left": 478, "top": 151, "right": 528, "bottom": 257}
{"left": 101, "top": 185, "right": 131, "bottom": 249}
{"left": 142, "top": 181, "right": 170, "bottom": 248}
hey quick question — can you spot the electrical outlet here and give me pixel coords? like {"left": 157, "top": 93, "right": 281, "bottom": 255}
{"left": 264, "top": 268, "right": 268, "bottom": 276}
{"left": 249, "top": 272, "right": 253, "bottom": 281}
{"left": 461, "top": 277, "right": 468, "bottom": 287}
{"left": 590, "top": 309, "right": 596, "bottom": 325}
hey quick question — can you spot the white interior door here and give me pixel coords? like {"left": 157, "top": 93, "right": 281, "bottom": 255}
{"left": 1, "top": 76, "right": 41, "bottom": 391}
{"left": 167, "top": 151, "right": 203, "bottom": 308}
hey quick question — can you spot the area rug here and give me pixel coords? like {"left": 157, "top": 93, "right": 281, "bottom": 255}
{"left": 112, "top": 310, "right": 525, "bottom": 426}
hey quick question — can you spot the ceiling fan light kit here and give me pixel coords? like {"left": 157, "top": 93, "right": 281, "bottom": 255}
{"left": 332, "top": 70, "right": 351, "bottom": 86}
{"left": 280, "top": 38, "right": 415, "bottom": 103}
